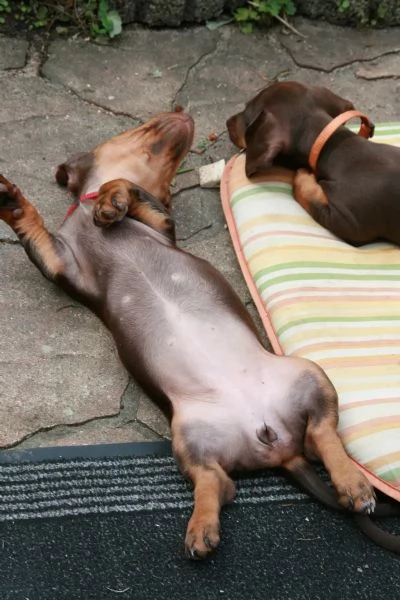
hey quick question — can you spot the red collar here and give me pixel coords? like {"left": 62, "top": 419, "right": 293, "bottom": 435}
{"left": 80, "top": 191, "right": 99, "bottom": 201}
{"left": 308, "top": 110, "right": 375, "bottom": 173}
{"left": 63, "top": 191, "right": 99, "bottom": 221}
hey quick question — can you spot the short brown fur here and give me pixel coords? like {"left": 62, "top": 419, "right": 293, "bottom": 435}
{"left": 227, "top": 81, "right": 400, "bottom": 246}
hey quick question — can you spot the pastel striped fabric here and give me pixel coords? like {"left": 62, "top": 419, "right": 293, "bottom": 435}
{"left": 221, "top": 123, "right": 400, "bottom": 500}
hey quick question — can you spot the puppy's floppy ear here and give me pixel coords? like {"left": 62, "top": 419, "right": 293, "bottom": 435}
{"left": 226, "top": 112, "right": 247, "bottom": 148}
{"left": 311, "top": 86, "right": 355, "bottom": 118}
{"left": 245, "top": 110, "right": 287, "bottom": 178}
{"left": 55, "top": 151, "right": 94, "bottom": 194}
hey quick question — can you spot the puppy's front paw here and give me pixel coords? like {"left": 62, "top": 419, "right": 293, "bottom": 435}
{"left": 185, "top": 517, "right": 220, "bottom": 560}
{"left": 336, "top": 471, "right": 376, "bottom": 515}
{"left": 293, "top": 168, "right": 328, "bottom": 212}
{"left": 0, "top": 176, "right": 20, "bottom": 207}
{"left": 93, "top": 180, "right": 132, "bottom": 227}
{"left": 0, "top": 175, "right": 25, "bottom": 222}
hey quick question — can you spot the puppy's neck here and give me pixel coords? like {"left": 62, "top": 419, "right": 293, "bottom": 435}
{"left": 295, "top": 112, "right": 333, "bottom": 158}
{"left": 313, "top": 127, "right": 357, "bottom": 176}
{"left": 272, "top": 114, "right": 331, "bottom": 170}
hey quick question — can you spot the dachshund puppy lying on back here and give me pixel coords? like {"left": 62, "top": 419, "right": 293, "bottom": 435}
{"left": 227, "top": 81, "right": 400, "bottom": 246}
{"left": 0, "top": 111, "right": 375, "bottom": 559}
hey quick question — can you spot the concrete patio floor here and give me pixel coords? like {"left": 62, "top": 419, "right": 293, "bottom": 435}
{"left": 1, "top": 18, "right": 400, "bottom": 450}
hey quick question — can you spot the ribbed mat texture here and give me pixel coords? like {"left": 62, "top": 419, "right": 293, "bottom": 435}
{"left": 1, "top": 448, "right": 399, "bottom": 600}
{"left": 0, "top": 454, "right": 309, "bottom": 522}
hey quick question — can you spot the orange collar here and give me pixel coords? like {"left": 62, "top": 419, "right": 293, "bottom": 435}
{"left": 308, "top": 110, "right": 375, "bottom": 173}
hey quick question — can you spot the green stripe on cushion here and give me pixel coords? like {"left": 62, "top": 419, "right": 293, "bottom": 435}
{"left": 254, "top": 261, "right": 400, "bottom": 278}
{"left": 276, "top": 316, "right": 400, "bottom": 337}
{"left": 377, "top": 468, "right": 400, "bottom": 483}
{"left": 258, "top": 273, "right": 400, "bottom": 292}
{"left": 231, "top": 184, "right": 293, "bottom": 207}
{"left": 349, "top": 123, "right": 400, "bottom": 133}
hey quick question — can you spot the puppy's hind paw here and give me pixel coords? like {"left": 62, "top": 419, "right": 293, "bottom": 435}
{"left": 337, "top": 474, "right": 376, "bottom": 515}
{"left": 185, "top": 519, "right": 220, "bottom": 560}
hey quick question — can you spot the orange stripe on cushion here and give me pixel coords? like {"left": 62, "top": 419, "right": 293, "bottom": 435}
{"left": 341, "top": 417, "right": 400, "bottom": 443}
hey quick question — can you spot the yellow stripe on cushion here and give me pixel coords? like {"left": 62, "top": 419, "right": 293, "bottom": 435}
{"left": 221, "top": 126, "right": 400, "bottom": 498}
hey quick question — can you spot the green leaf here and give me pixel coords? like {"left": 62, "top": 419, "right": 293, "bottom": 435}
{"left": 98, "top": 0, "right": 108, "bottom": 21}
{"left": 285, "top": 0, "right": 296, "bottom": 16}
{"left": 234, "top": 7, "right": 252, "bottom": 21}
{"left": 36, "top": 5, "right": 48, "bottom": 20}
{"left": 106, "top": 10, "right": 122, "bottom": 37}
{"left": 261, "top": 0, "right": 280, "bottom": 16}
{"left": 257, "top": 4, "right": 272, "bottom": 14}
{"left": 377, "top": 3, "right": 387, "bottom": 18}
{"left": 338, "top": 0, "right": 350, "bottom": 11}
{"left": 248, "top": 7, "right": 261, "bottom": 20}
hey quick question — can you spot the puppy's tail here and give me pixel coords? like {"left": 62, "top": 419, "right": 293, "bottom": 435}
{"left": 283, "top": 455, "right": 400, "bottom": 554}
{"left": 282, "top": 455, "right": 341, "bottom": 510}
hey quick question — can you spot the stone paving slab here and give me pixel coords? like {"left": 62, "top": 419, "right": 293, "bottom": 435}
{"left": 173, "top": 186, "right": 227, "bottom": 243}
{"left": 355, "top": 55, "right": 400, "bottom": 81}
{"left": 282, "top": 65, "right": 400, "bottom": 121}
{"left": 42, "top": 28, "right": 218, "bottom": 121}
{"left": 280, "top": 18, "right": 400, "bottom": 72}
{"left": 175, "top": 27, "right": 293, "bottom": 143}
{"left": 0, "top": 245, "right": 127, "bottom": 447}
{"left": 0, "top": 35, "right": 28, "bottom": 70}
{"left": 1, "top": 19, "right": 400, "bottom": 450}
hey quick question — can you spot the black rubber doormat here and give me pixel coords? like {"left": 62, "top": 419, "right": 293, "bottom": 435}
{"left": 0, "top": 441, "right": 399, "bottom": 600}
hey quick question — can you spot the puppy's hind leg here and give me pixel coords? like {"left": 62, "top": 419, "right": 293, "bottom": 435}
{"left": 172, "top": 423, "right": 236, "bottom": 559}
{"left": 303, "top": 369, "right": 376, "bottom": 514}
{"left": 183, "top": 462, "right": 236, "bottom": 559}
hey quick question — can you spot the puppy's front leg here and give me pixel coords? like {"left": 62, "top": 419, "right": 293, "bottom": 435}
{"left": 93, "top": 178, "right": 175, "bottom": 241}
{"left": 0, "top": 175, "right": 67, "bottom": 282}
{"left": 293, "top": 168, "right": 329, "bottom": 214}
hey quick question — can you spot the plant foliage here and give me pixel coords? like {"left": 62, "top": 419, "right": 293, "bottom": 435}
{"left": 0, "top": 0, "right": 122, "bottom": 39}
{"left": 233, "top": 0, "right": 296, "bottom": 33}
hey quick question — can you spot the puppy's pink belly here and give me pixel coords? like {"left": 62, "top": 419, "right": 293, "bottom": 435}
{"left": 153, "top": 314, "right": 265, "bottom": 398}
{"left": 151, "top": 316, "right": 302, "bottom": 470}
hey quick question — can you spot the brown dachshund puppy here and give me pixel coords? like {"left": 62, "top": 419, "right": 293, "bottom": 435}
{"left": 227, "top": 81, "right": 400, "bottom": 246}
{"left": 0, "top": 111, "right": 376, "bottom": 559}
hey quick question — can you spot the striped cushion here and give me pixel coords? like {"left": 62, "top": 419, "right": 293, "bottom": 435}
{"left": 221, "top": 123, "right": 400, "bottom": 501}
